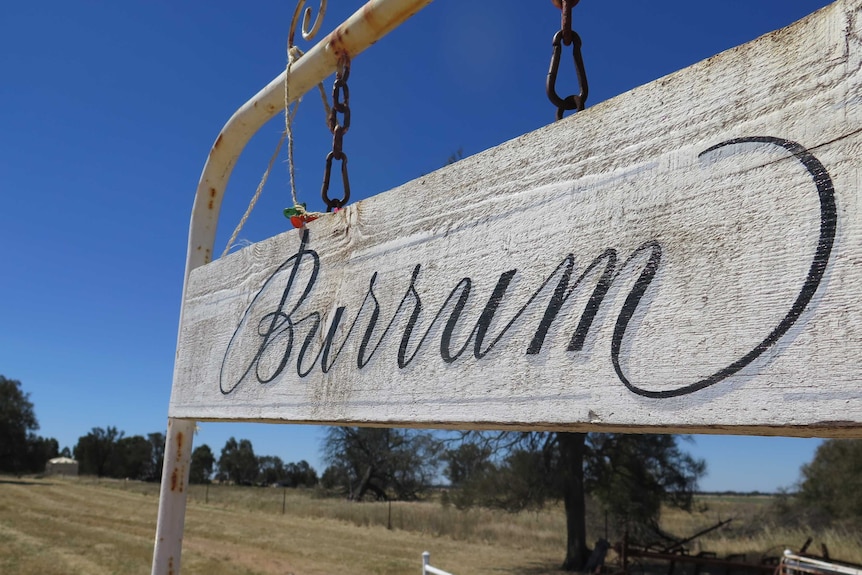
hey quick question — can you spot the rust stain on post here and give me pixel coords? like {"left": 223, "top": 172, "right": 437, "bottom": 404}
{"left": 329, "top": 1, "right": 422, "bottom": 58}
{"left": 362, "top": 2, "right": 415, "bottom": 38}
{"left": 176, "top": 431, "right": 184, "bottom": 461}
{"left": 328, "top": 28, "right": 350, "bottom": 60}
{"left": 169, "top": 465, "right": 186, "bottom": 493}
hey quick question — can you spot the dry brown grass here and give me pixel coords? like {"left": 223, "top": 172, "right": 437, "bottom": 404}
{"left": 0, "top": 476, "right": 570, "bottom": 575}
{"left": 1, "top": 476, "right": 859, "bottom": 575}
{"left": 91, "top": 478, "right": 571, "bottom": 554}
{"left": 660, "top": 496, "right": 862, "bottom": 564}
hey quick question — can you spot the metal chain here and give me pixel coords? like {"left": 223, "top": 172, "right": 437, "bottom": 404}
{"left": 321, "top": 56, "right": 351, "bottom": 212}
{"left": 547, "top": 0, "right": 589, "bottom": 121}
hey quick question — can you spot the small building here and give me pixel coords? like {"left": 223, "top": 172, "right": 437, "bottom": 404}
{"left": 45, "top": 457, "right": 78, "bottom": 476}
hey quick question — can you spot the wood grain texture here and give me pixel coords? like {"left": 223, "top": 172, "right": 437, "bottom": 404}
{"left": 170, "top": 0, "right": 862, "bottom": 437}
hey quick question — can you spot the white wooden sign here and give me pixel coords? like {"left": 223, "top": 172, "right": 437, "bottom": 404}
{"left": 170, "top": 0, "right": 862, "bottom": 437}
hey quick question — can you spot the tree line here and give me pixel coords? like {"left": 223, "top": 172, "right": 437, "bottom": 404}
{"left": 71, "top": 431, "right": 319, "bottom": 487}
{"left": 207, "top": 437, "right": 317, "bottom": 487}
{"left": 0, "top": 375, "right": 318, "bottom": 486}
{"left": 3, "top": 374, "right": 861, "bottom": 571}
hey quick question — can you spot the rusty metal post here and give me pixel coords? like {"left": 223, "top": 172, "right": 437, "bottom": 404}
{"left": 151, "top": 418, "right": 196, "bottom": 575}
{"left": 151, "top": 1, "right": 435, "bottom": 574}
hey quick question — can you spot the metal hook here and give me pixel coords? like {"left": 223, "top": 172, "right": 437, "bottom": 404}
{"left": 321, "top": 151, "right": 350, "bottom": 212}
{"left": 547, "top": 29, "right": 588, "bottom": 120}
{"left": 289, "top": 0, "right": 327, "bottom": 46}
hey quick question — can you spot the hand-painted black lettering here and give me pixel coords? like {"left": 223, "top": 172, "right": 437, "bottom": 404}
{"left": 440, "top": 279, "right": 472, "bottom": 363}
{"left": 357, "top": 273, "right": 381, "bottom": 368}
{"left": 320, "top": 306, "right": 346, "bottom": 373}
{"left": 397, "top": 265, "right": 424, "bottom": 368}
{"left": 319, "top": 273, "right": 380, "bottom": 371}
{"left": 219, "top": 136, "right": 835, "bottom": 400}
{"left": 473, "top": 270, "right": 517, "bottom": 359}
{"left": 295, "top": 312, "right": 321, "bottom": 377}
{"left": 527, "top": 250, "right": 619, "bottom": 355}
{"left": 400, "top": 275, "right": 472, "bottom": 366}
{"left": 219, "top": 230, "right": 319, "bottom": 394}
{"left": 253, "top": 311, "right": 293, "bottom": 384}
{"left": 613, "top": 137, "right": 836, "bottom": 398}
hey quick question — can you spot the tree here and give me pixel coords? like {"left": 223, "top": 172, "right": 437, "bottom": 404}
{"left": 257, "top": 455, "right": 285, "bottom": 485}
{"left": 218, "top": 437, "right": 258, "bottom": 484}
{"left": 446, "top": 432, "right": 705, "bottom": 571}
{"left": 0, "top": 376, "right": 60, "bottom": 474}
{"left": 558, "top": 432, "right": 590, "bottom": 570}
{"left": 444, "top": 435, "right": 552, "bottom": 512}
{"left": 284, "top": 460, "right": 318, "bottom": 488}
{"left": 321, "top": 461, "right": 350, "bottom": 490}
{"left": 189, "top": 444, "right": 215, "bottom": 484}
{"left": 74, "top": 426, "right": 123, "bottom": 477}
{"left": 24, "top": 435, "right": 59, "bottom": 473}
{"left": 322, "top": 427, "right": 442, "bottom": 500}
{"left": 796, "top": 439, "right": 862, "bottom": 525}
{"left": 444, "top": 442, "right": 493, "bottom": 488}
{"left": 0, "top": 375, "right": 39, "bottom": 473}
{"left": 70, "top": 429, "right": 163, "bottom": 481}
{"left": 147, "top": 432, "right": 165, "bottom": 481}
{"left": 113, "top": 435, "right": 152, "bottom": 479}
{"left": 585, "top": 434, "right": 705, "bottom": 541}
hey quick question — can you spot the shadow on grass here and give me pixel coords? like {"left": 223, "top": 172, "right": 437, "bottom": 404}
{"left": 491, "top": 560, "right": 570, "bottom": 575}
{"left": 0, "top": 478, "right": 54, "bottom": 486}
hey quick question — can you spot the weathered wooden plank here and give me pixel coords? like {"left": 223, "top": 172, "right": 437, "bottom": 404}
{"left": 170, "top": 0, "right": 862, "bottom": 437}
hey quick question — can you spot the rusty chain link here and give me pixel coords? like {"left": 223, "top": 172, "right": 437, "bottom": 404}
{"left": 321, "top": 56, "right": 351, "bottom": 212}
{"left": 547, "top": 0, "right": 589, "bottom": 121}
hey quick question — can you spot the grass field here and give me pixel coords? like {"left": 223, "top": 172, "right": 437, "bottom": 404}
{"left": 1, "top": 476, "right": 859, "bottom": 575}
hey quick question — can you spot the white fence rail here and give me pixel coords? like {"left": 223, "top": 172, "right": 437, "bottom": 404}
{"left": 780, "top": 551, "right": 862, "bottom": 575}
{"left": 422, "top": 552, "right": 455, "bottom": 575}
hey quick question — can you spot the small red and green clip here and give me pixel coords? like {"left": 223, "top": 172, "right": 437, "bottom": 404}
{"left": 284, "top": 204, "right": 319, "bottom": 229}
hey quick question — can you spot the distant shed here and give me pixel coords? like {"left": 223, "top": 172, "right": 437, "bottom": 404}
{"left": 45, "top": 457, "right": 78, "bottom": 476}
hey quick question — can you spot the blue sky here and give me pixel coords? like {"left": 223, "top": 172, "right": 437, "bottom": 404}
{"left": 0, "top": 0, "right": 833, "bottom": 492}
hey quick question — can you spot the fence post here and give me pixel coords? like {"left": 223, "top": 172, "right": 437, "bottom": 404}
{"left": 422, "top": 551, "right": 430, "bottom": 575}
